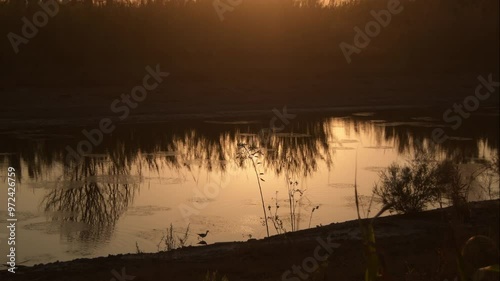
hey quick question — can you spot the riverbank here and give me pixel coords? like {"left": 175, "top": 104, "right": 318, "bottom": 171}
{"left": 1, "top": 200, "right": 498, "bottom": 281}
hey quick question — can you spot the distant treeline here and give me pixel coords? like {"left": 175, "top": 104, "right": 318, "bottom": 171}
{"left": 0, "top": 0, "right": 498, "bottom": 86}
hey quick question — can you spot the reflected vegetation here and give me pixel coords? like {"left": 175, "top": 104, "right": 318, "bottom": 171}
{"left": 0, "top": 110, "right": 498, "bottom": 242}
{"left": 43, "top": 156, "right": 138, "bottom": 242}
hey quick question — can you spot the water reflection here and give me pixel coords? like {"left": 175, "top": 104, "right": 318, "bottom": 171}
{"left": 42, "top": 156, "right": 137, "bottom": 242}
{"left": 1, "top": 113, "right": 497, "bottom": 181}
{"left": 0, "top": 111, "right": 497, "bottom": 244}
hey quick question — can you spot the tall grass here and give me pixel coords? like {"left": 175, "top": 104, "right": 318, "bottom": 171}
{"left": 157, "top": 223, "right": 190, "bottom": 251}
{"left": 237, "top": 143, "right": 270, "bottom": 237}
{"left": 203, "top": 270, "right": 229, "bottom": 281}
{"left": 354, "top": 150, "right": 392, "bottom": 281}
{"left": 0, "top": 0, "right": 497, "bottom": 86}
{"left": 267, "top": 182, "right": 316, "bottom": 234}
{"left": 285, "top": 178, "right": 307, "bottom": 232}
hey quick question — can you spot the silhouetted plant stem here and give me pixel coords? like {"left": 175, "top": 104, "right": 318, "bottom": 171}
{"left": 308, "top": 206, "right": 319, "bottom": 229}
{"left": 287, "top": 180, "right": 295, "bottom": 231}
{"left": 243, "top": 145, "right": 270, "bottom": 238}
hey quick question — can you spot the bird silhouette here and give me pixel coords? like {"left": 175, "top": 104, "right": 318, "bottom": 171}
{"left": 197, "top": 230, "right": 209, "bottom": 239}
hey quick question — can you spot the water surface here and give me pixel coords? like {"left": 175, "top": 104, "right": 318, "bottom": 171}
{"left": 0, "top": 109, "right": 498, "bottom": 267}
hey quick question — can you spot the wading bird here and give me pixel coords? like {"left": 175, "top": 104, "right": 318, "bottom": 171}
{"left": 197, "top": 230, "right": 209, "bottom": 239}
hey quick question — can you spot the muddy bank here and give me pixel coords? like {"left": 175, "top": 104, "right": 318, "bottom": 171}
{"left": 1, "top": 200, "right": 498, "bottom": 281}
